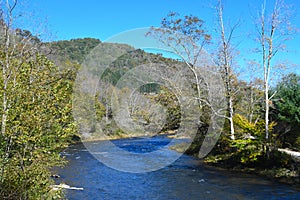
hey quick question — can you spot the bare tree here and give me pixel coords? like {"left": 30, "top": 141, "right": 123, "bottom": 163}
{"left": 215, "top": 0, "right": 240, "bottom": 140}
{"left": 147, "top": 12, "right": 212, "bottom": 112}
{"left": 147, "top": 12, "right": 229, "bottom": 151}
{"left": 255, "top": 0, "right": 295, "bottom": 140}
{"left": 246, "top": 79, "right": 264, "bottom": 124}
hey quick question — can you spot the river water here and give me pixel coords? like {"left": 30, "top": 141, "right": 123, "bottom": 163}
{"left": 54, "top": 136, "right": 300, "bottom": 200}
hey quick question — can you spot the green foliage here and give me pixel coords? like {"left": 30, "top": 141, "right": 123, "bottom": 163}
{"left": 0, "top": 53, "right": 77, "bottom": 199}
{"left": 206, "top": 114, "right": 286, "bottom": 168}
{"left": 271, "top": 73, "right": 300, "bottom": 150}
{"left": 230, "top": 139, "right": 263, "bottom": 163}
{"left": 234, "top": 114, "right": 265, "bottom": 139}
{"left": 273, "top": 73, "right": 300, "bottom": 124}
{"left": 229, "top": 114, "right": 276, "bottom": 163}
{"left": 139, "top": 83, "right": 160, "bottom": 94}
{"left": 101, "top": 49, "right": 176, "bottom": 85}
{"left": 95, "top": 93, "right": 106, "bottom": 121}
{"left": 1, "top": 158, "right": 64, "bottom": 199}
{"left": 47, "top": 38, "right": 101, "bottom": 64}
{"left": 153, "top": 87, "right": 181, "bottom": 131}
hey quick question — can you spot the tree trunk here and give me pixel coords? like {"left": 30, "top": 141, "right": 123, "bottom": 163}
{"left": 218, "top": 0, "right": 236, "bottom": 140}
{"left": 265, "top": 79, "right": 269, "bottom": 139}
{"left": 228, "top": 96, "right": 235, "bottom": 140}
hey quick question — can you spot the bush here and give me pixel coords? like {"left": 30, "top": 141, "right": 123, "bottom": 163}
{"left": 0, "top": 158, "right": 64, "bottom": 199}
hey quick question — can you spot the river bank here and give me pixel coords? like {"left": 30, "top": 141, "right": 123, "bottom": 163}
{"left": 169, "top": 141, "right": 300, "bottom": 187}
{"left": 204, "top": 160, "right": 300, "bottom": 186}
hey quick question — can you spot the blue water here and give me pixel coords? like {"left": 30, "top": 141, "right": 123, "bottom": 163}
{"left": 54, "top": 136, "right": 300, "bottom": 200}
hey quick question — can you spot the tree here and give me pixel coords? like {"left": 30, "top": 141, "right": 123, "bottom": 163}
{"left": 274, "top": 73, "right": 300, "bottom": 125}
{"left": 147, "top": 13, "right": 227, "bottom": 158}
{"left": 0, "top": 1, "right": 77, "bottom": 198}
{"left": 272, "top": 73, "right": 300, "bottom": 148}
{"left": 235, "top": 79, "right": 264, "bottom": 124}
{"left": 147, "top": 12, "right": 212, "bottom": 112}
{"left": 215, "top": 0, "right": 240, "bottom": 140}
{"left": 255, "top": 0, "right": 294, "bottom": 140}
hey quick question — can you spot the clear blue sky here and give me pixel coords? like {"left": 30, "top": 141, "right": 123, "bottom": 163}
{"left": 23, "top": 0, "right": 300, "bottom": 80}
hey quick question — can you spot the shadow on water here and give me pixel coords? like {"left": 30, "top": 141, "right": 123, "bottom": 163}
{"left": 110, "top": 136, "right": 172, "bottom": 153}
{"left": 53, "top": 136, "right": 300, "bottom": 200}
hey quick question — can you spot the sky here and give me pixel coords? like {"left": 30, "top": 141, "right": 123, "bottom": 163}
{"left": 16, "top": 0, "right": 300, "bottom": 81}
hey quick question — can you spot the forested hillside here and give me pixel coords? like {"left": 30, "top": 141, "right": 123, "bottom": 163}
{"left": 46, "top": 38, "right": 101, "bottom": 64}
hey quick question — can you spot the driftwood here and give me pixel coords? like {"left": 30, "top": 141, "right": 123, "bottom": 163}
{"left": 52, "top": 183, "right": 84, "bottom": 191}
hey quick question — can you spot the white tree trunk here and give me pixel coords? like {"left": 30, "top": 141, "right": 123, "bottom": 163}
{"left": 265, "top": 78, "right": 269, "bottom": 139}
{"left": 228, "top": 96, "right": 235, "bottom": 140}
{"left": 217, "top": 0, "right": 236, "bottom": 140}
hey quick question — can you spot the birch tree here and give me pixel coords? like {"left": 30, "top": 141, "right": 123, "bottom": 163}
{"left": 255, "top": 0, "right": 294, "bottom": 140}
{"left": 215, "top": 0, "right": 239, "bottom": 140}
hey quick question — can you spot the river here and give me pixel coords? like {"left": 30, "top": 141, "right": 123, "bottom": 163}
{"left": 54, "top": 135, "right": 300, "bottom": 200}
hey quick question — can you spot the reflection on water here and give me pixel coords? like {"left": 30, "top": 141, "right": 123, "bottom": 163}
{"left": 54, "top": 136, "right": 300, "bottom": 200}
